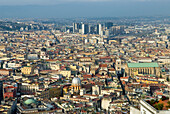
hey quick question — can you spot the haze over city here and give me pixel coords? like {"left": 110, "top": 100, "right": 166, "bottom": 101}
{"left": 0, "top": 0, "right": 170, "bottom": 18}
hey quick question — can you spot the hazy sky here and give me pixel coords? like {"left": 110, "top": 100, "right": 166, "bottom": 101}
{"left": 0, "top": 0, "right": 169, "bottom": 18}
{"left": 0, "top": 0, "right": 169, "bottom": 5}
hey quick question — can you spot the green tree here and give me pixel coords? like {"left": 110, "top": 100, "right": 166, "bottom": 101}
{"left": 157, "top": 103, "right": 164, "bottom": 110}
{"left": 150, "top": 99, "right": 155, "bottom": 105}
{"left": 154, "top": 104, "right": 158, "bottom": 109}
{"left": 154, "top": 103, "right": 164, "bottom": 110}
{"left": 166, "top": 101, "right": 170, "bottom": 108}
{"left": 141, "top": 94, "right": 145, "bottom": 99}
{"left": 155, "top": 99, "right": 158, "bottom": 103}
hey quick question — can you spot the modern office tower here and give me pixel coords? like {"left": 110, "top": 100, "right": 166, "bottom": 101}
{"left": 105, "top": 22, "right": 113, "bottom": 29}
{"left": 110, "top": 26, "right": 117, "bottom": 35}
{"left": 82, "top": 24, "right": 89, "bottom": 34}
{"left": 79, "top": 23, "right": 82, "bottom": 29}
{"left": 105, "top": 29, "right": 111, "bottom": 36}
{"left": 73, "top": 23, "right": 80, "bottom": 33}
{"left": 97, "top": 24, "right": 102, "bottom": 35}
{"left": 120, "top": 26, "right": 125, "bottom": 34}
{"left": 89, "top": 25, "right": 95, "bottom": 34}
{"left": 65, "top": 27, "right": 73, "bottom": 33}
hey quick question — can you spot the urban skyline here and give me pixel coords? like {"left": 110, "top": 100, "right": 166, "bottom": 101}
{"left": 0, "top": 0, "right": 170, "bottom": 114}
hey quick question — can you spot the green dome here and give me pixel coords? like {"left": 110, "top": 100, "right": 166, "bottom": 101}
{"left": 24, "top": 99, "right": 36, "bottom": 105}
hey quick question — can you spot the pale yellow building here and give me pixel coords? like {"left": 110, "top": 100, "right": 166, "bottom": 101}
{"left": 59, "top": 70, "right": 71, "bottom": 78}
{"left": 21, "top": 66, "right": 34, "bottom": 75}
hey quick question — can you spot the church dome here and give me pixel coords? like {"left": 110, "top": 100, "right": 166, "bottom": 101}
{"left": 72, "top": 77, "right": 81, "bottom": 86}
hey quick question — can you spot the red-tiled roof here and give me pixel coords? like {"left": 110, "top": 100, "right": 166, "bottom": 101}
{"left": 99, "top": 64, "right": 107, "bottom": 67}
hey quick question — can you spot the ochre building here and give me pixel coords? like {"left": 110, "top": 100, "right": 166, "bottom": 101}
{"left": 125, "top": 63, "right": 161, "bottom": 77}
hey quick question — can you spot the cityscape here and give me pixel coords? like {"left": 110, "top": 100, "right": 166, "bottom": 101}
{"left": 0, "top": 0, "right": 170, "bottom": 114}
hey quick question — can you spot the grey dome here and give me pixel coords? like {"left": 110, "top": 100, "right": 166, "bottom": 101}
{"left": 72, "top": 77, "right": 81, "bottom": 86}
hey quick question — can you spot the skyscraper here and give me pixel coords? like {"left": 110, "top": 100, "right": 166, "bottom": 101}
{"left": 89, "top": 25, "right": 95, "bottom": 34}
{"left": 82, "top": 24, "right": 89, "bottom": 34}
{"left": 73, "top": 23, "right": 80, "bottom": 33}
{"left": 105, "top": 22, "right": 113, "bottom": 29}
{"left": 97, "top": 24, "right": 102, "bottom": 35}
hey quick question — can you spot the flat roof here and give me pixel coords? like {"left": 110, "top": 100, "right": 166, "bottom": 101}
{"left": 127, "top": 63, "right": 159, "bottom": 68}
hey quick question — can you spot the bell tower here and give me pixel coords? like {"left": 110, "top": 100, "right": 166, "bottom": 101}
{"left": 116, "top": 58, "right": 122, "bottom": 74}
